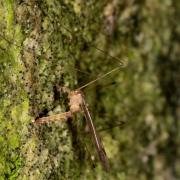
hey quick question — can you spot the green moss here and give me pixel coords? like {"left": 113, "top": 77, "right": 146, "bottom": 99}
{"left": 0, "top": 1, "right": 30, "bottom": 178}
{"left": 4, "top": 0, "right": 14, "bottom": 30}
{"left": 0, "top": 0, "right": 179, "bottom": 179}
{"left": 8, "top": 134, "right": 19, "bottom": 149}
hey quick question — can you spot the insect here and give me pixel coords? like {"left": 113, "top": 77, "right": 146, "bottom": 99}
{"left": 33, "top": 65, "right": 124, "bottom": 172}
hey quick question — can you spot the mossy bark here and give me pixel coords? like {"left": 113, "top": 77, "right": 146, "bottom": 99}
{"left": 0, "top": 0, "right": 179, "bottom": 179}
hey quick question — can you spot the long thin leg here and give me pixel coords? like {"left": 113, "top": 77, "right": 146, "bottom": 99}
{"left": 33, "top": 111, "right": 72, "bottom": 124}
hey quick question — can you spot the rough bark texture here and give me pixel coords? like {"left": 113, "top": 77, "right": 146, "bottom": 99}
{"left": 0, "top": 0, "right": 179, "bottom": 179}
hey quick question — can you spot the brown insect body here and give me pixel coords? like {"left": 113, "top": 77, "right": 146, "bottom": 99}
{"left": 68, "top": 90, "right": 83, "bottom": 113}
{"left": 34, "top": 90, "right": 82, "bottom": 124}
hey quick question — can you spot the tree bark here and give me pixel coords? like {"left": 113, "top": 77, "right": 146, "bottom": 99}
{"left": 0, "top": 1, "right": 179, "bottom": 179}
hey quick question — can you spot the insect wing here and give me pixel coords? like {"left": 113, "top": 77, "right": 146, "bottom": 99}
{"left": 80, "top": 94, "right": 110, "bottom": 172}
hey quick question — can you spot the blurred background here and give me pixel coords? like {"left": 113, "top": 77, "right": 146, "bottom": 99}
{"left": 0, "top": 0, "right": 179, "bottom": 179}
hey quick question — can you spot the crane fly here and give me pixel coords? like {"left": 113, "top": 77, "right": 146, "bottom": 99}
{"left": 33, "top": 65, "right": 124, "bottom": 172}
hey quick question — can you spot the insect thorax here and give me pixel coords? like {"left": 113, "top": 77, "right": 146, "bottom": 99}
{"left": 68, "top": 90, "right": 83, "bottom": 113}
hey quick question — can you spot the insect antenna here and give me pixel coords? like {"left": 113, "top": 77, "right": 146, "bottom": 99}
{"left": 91, "top": 45, "right": 124, "bottom": 66}
{"left": 60, "top": 23, "right": 125, "bottom": 65}
{"left": 77, "top": 66, "right": 121, "bottom": 90}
